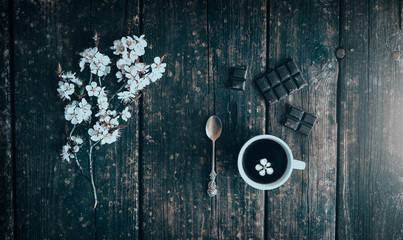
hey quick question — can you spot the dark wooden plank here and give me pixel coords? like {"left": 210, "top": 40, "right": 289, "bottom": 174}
{"left": 141, "top": 0, "right": 211, "bottom": 238}
{"left": 208, "top": 0, "right": 267, "bottom": 239}
{"left": 13, "top": 0, "right": 94, "bottom": 238}
{"left": 267, "top": 0, "right": 339, "bottom": 239}
{"left": 0, "top": 0, "right": 14, "bottom": 239}
{"left": 90, "top": 0, "right": 141, "bottom": 239}
{"left": 338, "top": 0, "right": 403, "bottom": 239}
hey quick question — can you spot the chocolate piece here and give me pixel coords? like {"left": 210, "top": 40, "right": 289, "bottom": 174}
{"left": 229, "top": 79, "right": 246, "bottom": 91}
{"left": 276, "top": 65, "right": 291, "bottom": 81}
{"left": 267, "top": 71, "right": 280, "bottom": 86}
{"left": 263, "top": 90, "right": 278, "bottom": 104}
{"left": 286, "top": 59, "right": 300, "bottom": 75}
{"left": 256, "top": 76, "right": 270, "bottom": 93}
{"left": 298, "top": 123, "right": 312, "bottom": 136}
{"left": 288, "top": 106, "right": 304, "bottom": 120}
{"left": 255, "top": 58, "right": 308, "bottom": 106}
{"left": 302, "top": 112, "right": 317, "bottom": 126}
{"left": 229, "top": 67, "right": 248, "bottom": 91}
{"left": 284, "top": 115, "right": 300, "bottom": 130}
{"left": 233, "top": 67, "right": 248, "bottom": 79}
{"left": 283, "top": 105, "right": 317, "bottom": 135}
{"left": 273, "top": 84, "right": 287, "bottom": 100}
{"left": 283, "top": 78, "right": 298, "bottom": 94}
{"left": 293, "top": 74, "right": 307, "bottom": 89}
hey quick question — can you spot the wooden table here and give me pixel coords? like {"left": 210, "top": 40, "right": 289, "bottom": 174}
{"left": 1, "top": 0, "right": 402, "bottom": 239}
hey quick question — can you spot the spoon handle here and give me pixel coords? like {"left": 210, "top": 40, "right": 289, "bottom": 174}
{"left": 207, "top": 141, "right": 218, "bottom": 197}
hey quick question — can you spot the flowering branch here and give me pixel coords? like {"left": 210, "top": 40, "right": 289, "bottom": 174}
{"left": 57, "top": 33, "right": 166, "bottom": 208}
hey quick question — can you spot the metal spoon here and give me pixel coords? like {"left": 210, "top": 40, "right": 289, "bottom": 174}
{"left": 205, "top": 115, "right": 222, "bottom": 197}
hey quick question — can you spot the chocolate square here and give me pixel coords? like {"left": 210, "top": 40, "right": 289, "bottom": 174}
{"left": 298, "top": 123, "right": 312, "bottom": 136}
{"left": 293, "top": 74, "right": 307, "bottom": 89}
{"left": 276, "top": 65, "right": 291, "bottom": 81}
{"left": 284, "top": 115, "right": 300, "bottom": 130}
{"left": 283, "top": 78, "right": 298, "bottom": 94}
{"left": 288, "top": 106, "right": 304, "bottom": 120}
{"left": 263, "top": 90, "right": 278, "bottom": 105}
{"left": 273, "top": 84, "right": 287, "bottom": 100}
{"left": 283, "top": 104, "right": 317, "bottom": 135}
{"left": 229, "top": 79, "right": 246, "bottom": 91}
{"left": 286, "top": 59, "right": 300, "bottom": 75}
{"left": 232, "top": 67, "right": 248, "bottom": 80}
{"left": 302, "top": 113, "right": 317, "bottom": 126}
{"left": 267, "top": 71, "right": 280, "bottom": 86}
{"left": 256, "top": 76, "right": 270, "bottom": 93}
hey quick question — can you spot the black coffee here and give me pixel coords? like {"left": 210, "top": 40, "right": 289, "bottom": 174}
{"left": 242, "top": 139, "right": 288, "bottom": 184}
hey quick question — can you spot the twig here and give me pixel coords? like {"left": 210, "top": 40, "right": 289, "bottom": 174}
{"left": 98, "top": 76, "right": 102, "bottom": 87}
{"left": 89, "top": 139, "right": 98, "bottom": 209}
{"left": 74, "top": 153, "right": 90, "bottom": 181}
{"left": 69, "top": 125, "right": 76, "bottom": 137}
{"left": 108, "top": 84, "right": 126, "bottom": 103}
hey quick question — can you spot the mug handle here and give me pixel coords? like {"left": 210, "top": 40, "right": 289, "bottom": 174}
{"left": 292, "top": 159, "right": 306, "bottom": 170}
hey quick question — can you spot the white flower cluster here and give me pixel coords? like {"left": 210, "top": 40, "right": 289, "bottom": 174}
{"left": 79, "top": 47, "right": 111, "bottom": 77}
{"left": 58, "top": 34, "right": 165, "bottom": 162}
{"left": 61, "top": 136, "right": 83, "bottom": 162}
{"left": 111, "top": 35, "right": 166, "bottom": 103}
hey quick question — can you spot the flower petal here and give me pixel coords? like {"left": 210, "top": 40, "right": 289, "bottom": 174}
{"left": 259, "top": 170, "right": 266, "bottom": 176}
{"left": 266, "top": 162, "right": 271, "bottom": 167}
{"left": 266, "top": 168, "right": 274, "bottom": 175}
{"left": 255, "top": 164, "right": 263, "bottom": 171}
{"left": 260, "top": 158, "right": 267, "bottom": 165}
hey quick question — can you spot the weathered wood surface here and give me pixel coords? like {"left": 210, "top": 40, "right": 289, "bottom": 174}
{"left": 1, "top": 0, "right": 403, "bottom": 239}
{"left": 337, "top": 0, "right": 403, "bottom": 239}
{"left": 91, "top": 0, "right": 140, "bottom": 239}
{"left": 140, "top": 0, "right": 212, "bottom": 238}
{"left": 13, "top": 0, "right": 94, "bottom": 239}
{"left": 0, "top": 0, "right": 14, "bottom": 239}
{"left": 267, "top": 0, "right": 339, "bottom": 239}
{"left": 208, "top": 0, "right": 267, "bottom": 239}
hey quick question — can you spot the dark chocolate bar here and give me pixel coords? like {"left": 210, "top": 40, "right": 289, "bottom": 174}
{"left": 283, "top": 105, "right": 317, "bottom": 135}
{"left": 229, "top": 67, "right": 248, "bottom": 91}
{"left": 255, "top": 58, "right": 308, "bottom": 105}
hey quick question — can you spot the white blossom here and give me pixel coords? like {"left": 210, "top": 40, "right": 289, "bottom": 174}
{"left": 110, "top": 39, "right": 127, "bottom": 55}
{"left": 255, "top": 158, "right": 274, "bottom": 176}
{"left": 78, "top": 98, "right": 92, "bottom": 121}
{"left": 70, "top": 135, "right": 84, "bottom": 153}
{"left": 65, "top": 101, "right": 83, "bottom": 125}
{"left": 61, "top": 144, "right": 73, "bottom": 162}
{"left": 62, "top": 71, "right": 83, "bottom": 86}
{"left": 90, "top": 52, "right": 111, "bottom": 77}
{"left": 86, "top": 81, "right": 102, "bottom": 97}
{"left": 88, "top": 122, "right": 106, "bottom": 142}
{"left": 79, "top": 47, "right": 98, "bottom": 71}
{"left": 121, "top": 107, "right": 131, "bottom": 121}
{"left": 121, "top": 36, "right": 136, "bottom": 50}
{"left": 134, "top": 34, "right": 147, "bottom": 48}
{"left": 117, "top": 91, "right": 136, "bottom": 103}
{"left": 101, "top": 129, "right": 120, "bottom": 145}
{"left": 57, "top": 81, "right": 75, "bottom": 100}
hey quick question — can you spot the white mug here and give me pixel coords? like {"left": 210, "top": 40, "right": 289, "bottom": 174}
{"left": 237, "top": 135, "right": 305, "bottom": 190}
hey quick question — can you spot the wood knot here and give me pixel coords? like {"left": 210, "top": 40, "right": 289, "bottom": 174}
{"left": 335, "top": 47, "right": 346, "bottom": 60}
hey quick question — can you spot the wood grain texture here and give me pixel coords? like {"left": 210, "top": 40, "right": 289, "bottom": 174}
{"left": 13, "top": 0, "right": 94, "bottom": 239}
{"left": 140, "top": 0, "right": 212, "bottom": 238}
{"left": 90, "top": 0, "right": 141, "bottom": 239}
{"left": 0, "top": 0, "right": 14, "bottom": 239}
{"left": 208, "top": 0, "right": 267, "bottom": 239}
{"left": 267, "top": 0, "right": 339, "bottom": 239}
{"left": 338, "top": 0, "right": 403, "bottom": 239}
